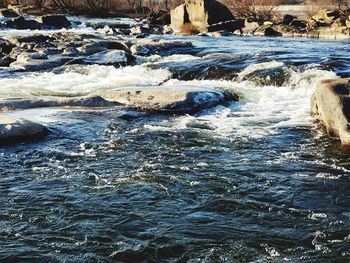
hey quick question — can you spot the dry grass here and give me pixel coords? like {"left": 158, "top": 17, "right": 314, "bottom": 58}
{"left": 221, "top": 0, "right": 281, "bottom": 20}
{"left": 304, "top": 0, "right": 350, "bottom": 18}
{"left": 181, "top": 23, "right": 200, "bottom": 35}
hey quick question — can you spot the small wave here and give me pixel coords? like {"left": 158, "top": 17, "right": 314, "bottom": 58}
{"left": 150, "top": 66, "right": 337, "bottom": 140}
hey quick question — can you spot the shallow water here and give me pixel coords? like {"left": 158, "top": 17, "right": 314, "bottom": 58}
{"left": 1, "top": 28, "right": 350, "bottom": 262}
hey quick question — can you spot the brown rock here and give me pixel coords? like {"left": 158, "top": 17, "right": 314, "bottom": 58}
{"left": 311, "top": 78, "right": 350, "bottom": 144}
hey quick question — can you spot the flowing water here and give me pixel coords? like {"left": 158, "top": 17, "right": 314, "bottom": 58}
{"left": 1, "top": 27, "right": 350, "bottom": 262}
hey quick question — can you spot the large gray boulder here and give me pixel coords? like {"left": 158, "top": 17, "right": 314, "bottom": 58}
{"left": 311, "top": 78, "right": 350, "bottom": 144}
{"left": 171, "top": 0, "right": 235, "bottom": 34}
{"left": 95, "top": 86, "right": 236, "bottom": 113}
{"left": 0, "top": 118, "right": 48, "bottom": 146}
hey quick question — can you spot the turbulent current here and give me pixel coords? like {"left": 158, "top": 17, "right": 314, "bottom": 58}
{"left": 1, "top": 23, "right": 350, "bottom": 262}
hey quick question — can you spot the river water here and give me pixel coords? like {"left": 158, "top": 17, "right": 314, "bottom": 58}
{"left": 0, "top": 22, "right": 350, "bottom": 262}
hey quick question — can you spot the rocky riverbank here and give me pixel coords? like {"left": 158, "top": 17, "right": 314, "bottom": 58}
{"left": 170, "top": 0, "right": 350, "bottom": 40}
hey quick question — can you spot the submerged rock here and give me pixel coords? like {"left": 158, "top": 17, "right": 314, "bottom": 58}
{"left": 96, "top": 86, "right": 236, "bottom": 113}
{"left": 0, "top": 96, "right": 120, "bottom": 111}
{"left": 0, "top": 118, "right": 48, "bottom": 146}
{"left": 311, "top": 78, "right": 350, "bottom": 144}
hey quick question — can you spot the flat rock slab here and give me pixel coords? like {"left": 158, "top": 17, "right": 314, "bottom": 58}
{"left": 97, "top": 86, "right": 236, "bottom": 114}
{"left": 311, "top": 78, "right": 350, "bottom": 144}
{"left": 0, "top": 118, "right": 48, "bottom": 146}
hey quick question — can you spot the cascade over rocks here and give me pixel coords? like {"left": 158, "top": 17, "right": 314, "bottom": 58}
{"left": 311, "top": 78, "right": 350, "bottom": 144}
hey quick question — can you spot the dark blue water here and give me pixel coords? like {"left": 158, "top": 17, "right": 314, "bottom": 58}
{"left": 1, "top": 34, "right": 350, "bottom": 262}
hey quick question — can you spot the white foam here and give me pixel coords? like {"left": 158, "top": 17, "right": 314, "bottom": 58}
{"left": 0, "top": 65, "right": 171, "bottom": 98}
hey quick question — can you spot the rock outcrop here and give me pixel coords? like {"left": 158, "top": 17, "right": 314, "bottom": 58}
{"left": 311, "top": 78, "right": 350, "bottom": 144}
{"left": 170, "top": 0, "right": 235, "bottom": 34}
{"left": 0, "top": 118, "right": 48, "bottom": 146}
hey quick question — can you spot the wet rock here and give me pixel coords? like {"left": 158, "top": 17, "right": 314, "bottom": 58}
{"left": 77, "top": 41, "right": 130, "bottom": 55}
{"left": 282, "top": 14, "right": 297, "bottom": 25}
{"left": 186, "top": 119, "right": 216, "bottom": 130}
{"left": 0, "top": 96, "right": 120, "bottom": 111}
{"left": 130, "top": 39, "right": 193, "bottom": 56}
{"left": 0, "top": 9, "right": 19, "bottom": 18}
{"left": 241, "top": 66, "right": 289, "bottom": 86}
{"left": 15, "top": 51, "right": 48, "bottom": 63}
{"left": 208, "top": 20, "right": 244, "bottom": 33}
{"left": 130, "top": 44, "right": 150, "bottom": 56}
{"left": 84, "top": 50, "right": 135, "bottom": 66}
{"left": 0, "top": 39, "right": 14, "bottom": 54}
{"left": 0, "top": 118, "right": 48, "bottom": 146}
{"left": 62, "top": 47, "right": 79, "bottom": 56}
{"left": 5, "top": 34, "right": 52, "bottom": 47}
{"left": 209, "top": 30, "right": 234, "bottom": 37}
{"left": 0, "top": 55, "right": 13, "bottom": 67}
{"left": 10, "top": 54, "right": 72, "bottom": 71}
{"left": 163, "top": 25, "right": 173, "bottom": 34}
{"left": 290, "top": 19, "right": 307, "bottom": 29}
{"left": 36, "top": 15, "right": 71, "bottom": 29}
{"left": 3, "top": 16, "right": 41, "bottom": 30}
{"left": 96, "top": 86, "right": 236, "bottom": 114}
{"left": 130, "top": 25, "right": 150, "bottom": 35}
{"left": 311, "top": 78, "right": 350, "bottom": 144}
{"left": 264, "top": 27, "right": 282, "bottom": 37}
{"left": 85, "top": 21, "right": 131, "bottom": 30}
{"left": 150, "top": 10, "right": 171, "bottom": 25}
